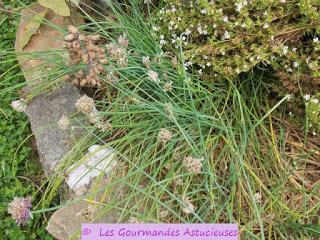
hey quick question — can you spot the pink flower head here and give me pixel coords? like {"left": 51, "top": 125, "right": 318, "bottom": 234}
{"left": 8, "top": 196, "right": 32, "bottom": 225}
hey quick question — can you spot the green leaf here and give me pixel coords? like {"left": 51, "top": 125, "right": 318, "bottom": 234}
{"left": 16, "top": 8, "right": 48, "bottom": 51}
{"left": 38, "top": 0, "right": 70, "bottom": 16}
{"left": 303, "top": 224, "right": 320, "bottom": 236}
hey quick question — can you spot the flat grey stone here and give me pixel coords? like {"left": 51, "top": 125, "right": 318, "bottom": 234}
{"left": 25, "top": 84, "right": 83, "bottom": 176}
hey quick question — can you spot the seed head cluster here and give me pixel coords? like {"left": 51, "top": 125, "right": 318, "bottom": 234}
{"left": 64, "top": 27, "right": 129, "bottom": 87}
{"left": 64, "top": 25, "right": 107, "bottom": 87}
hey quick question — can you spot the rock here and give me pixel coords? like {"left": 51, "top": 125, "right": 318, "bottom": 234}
{"left": 46, "top": 180, "right": 122, "bottom": 240}
{"left": 66, "top": 145, "right": 117, "bottom": 195}
{"left": 25, "top": 83, "right": 83, "bottom": 176}
{"left": 15, "top": 4, "right": 83, "bottom": 90}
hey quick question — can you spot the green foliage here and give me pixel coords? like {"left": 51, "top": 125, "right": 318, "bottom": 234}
{"left": 154, "top": 0, "right": 319, "bottom": 82}
{"left": 0, "top": 0, "right": 52, "bottom": 239}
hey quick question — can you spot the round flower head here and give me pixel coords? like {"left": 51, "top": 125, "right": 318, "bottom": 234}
{"left": 58, "top": 115, "right": 70, "bottom": 130}
{"left": 75, "top": 95, "right": 95, "bottom": 114}
{"left": 142, "top": 56, "right": 151, "bottom": 69}
{"left": 158, "top": 128, "right": 172, "bottom": 144}
{"left": 8, "top": 196, "right": 32, "bottom": 225}
{"left": 163, "top": 81, "right": 173, "bottom": 92}
{"left": 11, "top": 99, "right": 26, "bottom": 113}
{"left": 181, "top": 197, "right": 196, "bottom": 214}
{"left": 183, "top": 156, "right": 204, "bottom": 174}
{"left": 148, "top": 70, "right": 160, "bottom": 84}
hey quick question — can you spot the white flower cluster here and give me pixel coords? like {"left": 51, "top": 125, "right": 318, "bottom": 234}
{"left": 182, "top": 156, "right": 204, "bottom": 174}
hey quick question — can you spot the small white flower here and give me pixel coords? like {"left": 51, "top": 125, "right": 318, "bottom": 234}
{"left": 212, "top": 24, "right": 217, "bottom": 28}
{"left": 293, "top": 62, "right": 299, "bottom": 68}
{"left": 241, "top": 22, "right": 246, "bottom": 28}
{"left": 201, "top": 9, "right": 207, "bottom": 15}
{"left": 288, "top": 111, "right": 294, "bottom": 117}
{"left": 280, "top": 0, "right": 286, "bottom": 3}
{"left": 285, "top": 94, "right": 293, "bottom": 101}
{"left": 223, "top": 31, "right": 231, "bottom": 39}
{"left": 206, "top": 62, "right": 212, "bottom": 67}
{"left": 235, "top": 3, "right": 243, "bottom": 12}
{"left": 292, "top": 47, "right": 297, "bottom": 52}
{"left": 304, "top": 94, "right": 311, "bottom": 101}
{"left": 313, "top": 37, "right": 319, "bottom": 43}
{"left": 312, "top": 130, "right": 317, "bottom": 136}
{"left": 311, "top": 98, "right": 319, "bottom": 104}
{"left": 263, "top": 23, "right": 269, "bottom": 29}
{"left": 185, "top": 28, "right": 191, "bottom": 35}
{"left": 282, "top": 45, "right": 289, "bottom": 55}
{"left": 11, "top": 99, "right": 26, "bottom": 113}
{"left": 223, "top": 16, "right": 229, "bottom": 23}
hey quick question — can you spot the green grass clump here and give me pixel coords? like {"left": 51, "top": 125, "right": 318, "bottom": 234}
{"left": 0, "top": 1, "right": 53, "bottom": 239}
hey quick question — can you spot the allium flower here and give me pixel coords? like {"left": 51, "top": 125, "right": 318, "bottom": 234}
{"left": 142, "top": 56, "right": 151, "bottom": 69}
{"left": 158, "top": 128, "right": 172, "bottom": 144}
{"left": 181, "top": 197, "right": 195, "bottom": 214}
{"left": 148, "top": 70, "right": 160, "bottom": 84}
{"left": 97, "top": 120, "right": 112, "bottom": 132}
{"left": 254, "top": 192, "right": 262, "bottom": 203}
{"left": 57, "top": 115, "right": 70, "bottom": 130}
{"left": 117, "top": 34, "right": 129, "bottom": 48}
{"left": 75, "top": 95, "right": 95, "bottom": 114}
{"left": 183, "top": 156, "right": 204, "bottom": 174}
{"left": 8, "top": 196, "right": 32, "bottom": 225}
{"left": 159, "top": 209, "right": 170, "bottom": 218}
{"left": 163, "top": 81, "right": 173, "bottom": 92}
{"left": 87, "top": 108, "right": 99, "bottom": 124}
{"left": 128, "top": 217, "right": 143, "bottom": 223}
{"left": 11, "top": 99, "right": 26, "bottom": 113}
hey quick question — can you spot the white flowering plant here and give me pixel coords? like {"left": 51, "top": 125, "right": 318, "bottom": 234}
{"left": 153, "top": 0, "right": 319, "bottom": 84}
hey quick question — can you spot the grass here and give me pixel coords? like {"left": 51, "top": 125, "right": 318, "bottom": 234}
{"left": 2, "top": 0, "right": 320, "bottom": 239}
